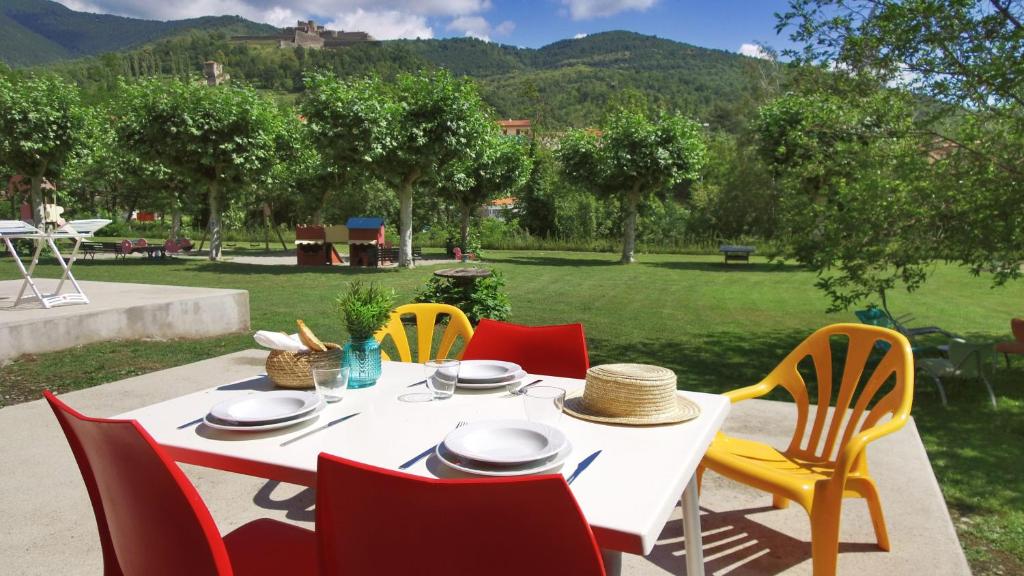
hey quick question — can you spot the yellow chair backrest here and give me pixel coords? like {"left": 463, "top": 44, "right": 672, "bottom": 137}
{"left": 374, "top": 303, "right": 474, "bottom": 363}
{"left": 733, "top": 323, "right": 914, "bottom": 471}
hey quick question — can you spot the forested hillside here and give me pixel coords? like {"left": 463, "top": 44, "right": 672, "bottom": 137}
{"left": 0, "top": 0, "right": 276, "bottom": 67}
{"left": 40, "top": 30, "right": 772, "bottom": 131}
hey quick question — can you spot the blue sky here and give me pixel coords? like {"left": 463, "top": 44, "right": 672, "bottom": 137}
{"left": 57, "top": 1, "right": 796, "bottom": 55}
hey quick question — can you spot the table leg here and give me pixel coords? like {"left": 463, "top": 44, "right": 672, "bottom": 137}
{"left": 46, "top": 237, "right": 88, "bottom": 305}
{"left": 601, "top": 549, "right": 623, "bottom": 576}
{"left": 53, "top": 237, "right": 82, "bottom": 294}
{"left": 681, "top": 474, "right": 705, "bottom": 576}
{"left": 14, "top": 239, "right": 47, "bottom": 307}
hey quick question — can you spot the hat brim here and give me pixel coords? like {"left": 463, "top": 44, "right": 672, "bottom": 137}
{"left": 563, "top": 391, "right": 701, "bottom": 426}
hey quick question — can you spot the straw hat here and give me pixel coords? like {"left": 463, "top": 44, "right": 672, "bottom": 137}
{"left": 564, "top": 364, "right": 700, "bottom": 426}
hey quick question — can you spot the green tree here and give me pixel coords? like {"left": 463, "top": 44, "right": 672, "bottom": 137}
{"left": 0, "top": 74, "right": 87, "bottom": 225}
{"left": 558, "top": 104, "right": 707, "bottom": 262}
{"left": 778, "top": 0, "right": 1024, "bottom": 287}
{"left": 515, "top": 139, "right": 558, "bottom": 237}
{"left": 382, "top": 69, "right": 492, "bottom": 267}
{"left": 441, "top": 129, "right": 532, "bottom": 251}
{"left": 300, "top": 73, "right": 394, "bottom": 225}
{"left": 755, "top": 90, "right": 934, "bottom": 312}
{"left": 115, "top": 78, "right": 283, "bottom": 260}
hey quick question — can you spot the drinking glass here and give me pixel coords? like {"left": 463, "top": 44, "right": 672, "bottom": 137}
{"left": 523, "top": 386, "right": 566, "bottom": 427}
{"left": 424, "top": 359, "right": 459, "bottom": 400}
{"left": 312, "top": 365, "right": 349, "bottom": 403}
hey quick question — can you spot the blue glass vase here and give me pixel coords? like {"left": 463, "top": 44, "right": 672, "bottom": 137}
{"left": 343, "top": 337, "right": 381, "bottom": 388}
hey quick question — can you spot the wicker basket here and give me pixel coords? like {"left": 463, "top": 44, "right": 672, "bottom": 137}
{"left": 265, "top": 342, "right": 343, "bottom": 389}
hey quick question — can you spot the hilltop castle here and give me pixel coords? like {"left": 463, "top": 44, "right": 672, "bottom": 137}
{"left": 233, "top": 20, "right": 374, "bottom": 50}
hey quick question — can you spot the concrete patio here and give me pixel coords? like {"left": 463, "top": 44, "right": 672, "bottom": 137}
{"left": 0, "top": 279, "right": 249, "bottom": 363}
{"left": 0, "top": 350, "right": 970, "bottom": 575}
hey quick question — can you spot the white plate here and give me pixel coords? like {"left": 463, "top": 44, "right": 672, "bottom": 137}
{"left": 203, "top": 408, "right": 322, "bottom": 432}
{"left": 443, "top": 420, "right": 568, "bottom": 465}
{"left": 457, "top": 360, "right": 522, "bottom": 383}
{"left": 436, "top": 439, "right": 572, "bottom": 477}
{"left": 456, "top": 370, "right": 527, "bottom": 390}
{"left": 209, "top": 391, "right": 320, "bottom": 425}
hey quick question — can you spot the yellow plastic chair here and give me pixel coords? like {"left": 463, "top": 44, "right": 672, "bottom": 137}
{"left": 700, "top": 323, "right": 914, "bottom": 576}
{"left": 374, "top": 303, "right": 474, "bottom": 363}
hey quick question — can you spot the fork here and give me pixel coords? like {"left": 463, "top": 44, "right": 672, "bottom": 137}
{"left": 399, "top": 420, "right": 466, "bottom": 469}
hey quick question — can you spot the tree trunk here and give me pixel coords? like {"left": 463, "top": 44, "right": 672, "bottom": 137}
{"left": 29, "top": 168, "right": 49, "bottom": 224}
{"left": 311, "top": 187, "right": 331, "bottom": 225}
{"left": 124, "top": 192, "right": 137, "bottom": 224}
{"left": 397, "top": 169, "right": 420, "bottom": 268}
{"left": 208, "top": 184, "right": 222, "bottom": 261}
{"left": 171, "top": 208, "right": 183, "bottom": 241}
{"left": 620, "top": 183, "right": 642, "bottom": 264}
{"left": 460, "top": 202, "right": 472, "bottom": 253}
{"left": 29, "top": 175, "right": 45, "bottom": 227}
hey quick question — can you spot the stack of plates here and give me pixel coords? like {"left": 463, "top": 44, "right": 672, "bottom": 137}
{"left": 457, "top": 360, "right": 526, "bottom": 390}
{"left": 203, "top": 390, "right": 322, "bottom": 432}
{"left": 436, "top": 420, "right": 573, "bottom": 476}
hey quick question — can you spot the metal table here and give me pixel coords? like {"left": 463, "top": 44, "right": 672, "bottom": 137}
{"left": 0, "top": 219, "right": 110, "bottom": 308}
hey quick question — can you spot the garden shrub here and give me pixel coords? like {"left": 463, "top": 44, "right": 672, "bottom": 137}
{"left": 414, "top": 268, "right": 511, "bottom": 325}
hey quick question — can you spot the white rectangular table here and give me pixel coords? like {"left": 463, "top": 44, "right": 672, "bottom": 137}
{"left": 118, "top": 361, "right": 730, "bottom": 575}
{"left": 0, "top": 219, "right": 110, "bottom": 308}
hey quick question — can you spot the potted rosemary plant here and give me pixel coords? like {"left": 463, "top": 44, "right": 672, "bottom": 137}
{"left": 337, "top": 281, "right": 395, "bottom": 388}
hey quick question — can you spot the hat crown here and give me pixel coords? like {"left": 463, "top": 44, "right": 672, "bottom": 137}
{"left": 582, "top": 363, "right": 679, "bottom": 418}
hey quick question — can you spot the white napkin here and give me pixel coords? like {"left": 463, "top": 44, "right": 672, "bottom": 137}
{"left": 253, "top": 330, "right": 309, "bottom": 352}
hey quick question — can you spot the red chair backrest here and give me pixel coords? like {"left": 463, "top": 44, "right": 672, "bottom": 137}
{"left": 1013, "top": 318, "right": 1024, "bottom": 342}
{"left": 316, "top": 454, "right": 605, "bottom": 576}
{"left": 462, "top": 319, "right": 590, "bottom": 379}
{"left": 44, "top": 391, "right": 233, "bottom": 576}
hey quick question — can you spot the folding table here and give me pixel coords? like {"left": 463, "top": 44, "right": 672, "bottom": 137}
{"left": 117, "top": 360, "right": 730, "bottom": 575}
{"left": 0, "top": 219, "right": 111, "bottom": 308}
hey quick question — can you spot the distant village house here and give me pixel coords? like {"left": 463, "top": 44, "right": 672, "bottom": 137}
{"left": 497, "top": 119, "right": 532, "bottom": 137}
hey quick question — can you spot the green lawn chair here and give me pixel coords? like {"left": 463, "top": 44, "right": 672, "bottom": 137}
{"left": 854, "top": 307, "right": 956, "bottom": 356}
{"left": 916, "top": 340, "right": 997, "bottom": 408}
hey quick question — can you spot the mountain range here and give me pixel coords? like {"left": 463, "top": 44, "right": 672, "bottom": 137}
{"left": 0, "top": 0, "right": 276, "bottom": 67}
{"left": 0, "top": 0, "right": 776, "bottom": 131}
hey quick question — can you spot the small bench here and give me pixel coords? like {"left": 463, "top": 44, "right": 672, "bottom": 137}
{"left": 719, "top": 245, "right": 756, "bottom": 264}
{"left": 378, "top": 246, "right": 422, "bottom": 264}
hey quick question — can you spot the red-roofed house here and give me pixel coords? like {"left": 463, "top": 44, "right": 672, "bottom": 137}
{"left": 497, "top": 119, "right": 532, "bottom": 137}
{"left": 481, "top": 196, "right": 517, "bottom": 219}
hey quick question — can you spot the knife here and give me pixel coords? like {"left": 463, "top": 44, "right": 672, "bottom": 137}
{"left": 516, "top": 379, "right": 544, "bottom": 395}
{"left": 280, "top": 412, "right": 361, "bottom": 447}
{"left": 407, "top": 379, "right": 427, "bottom": 388}
{"left": 398, "top": 445, "right": 437, "bottom": 470}
{"left": 566, "top": 450, "right": 602, "bottom": 485}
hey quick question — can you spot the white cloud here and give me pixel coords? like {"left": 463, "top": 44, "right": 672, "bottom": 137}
{"left": 494, "top": 20, "right": 515, "bottom": 36}
{"left": 574, "top": 32, "right": 588, "bottom": 39}
{"left": 738, "top": 43, "right": 772, "bottom": 60}
{"left": 53, "top": 1, "right": 492, "bottom": 23}
{"left": 261, "top": 7, "right": 299, "bottom": 28}
{"left": 561, "top": 0, "right": 657, "bottom": 20}
{"left": 327, "top": 9, "right": 432, "bottom": 40}
{"left": 446, "top": 15, "right": 515, "bottom": 42}
{"left": 55, "top": 0, "right": 107, "bottom": 13}
{"left": 448, "top": 15, "right": 489, "bottom": 35}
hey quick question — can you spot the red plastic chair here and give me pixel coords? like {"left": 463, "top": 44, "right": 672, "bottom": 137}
{"left": 44, "top": 391, "right": 316, "bottom": 576}
{"left": 316, "top": 454, "right": 605, "bottom": 576}
{"left": 462, "top": 318, "right": 591, "bottom": 379}
{"left": 995, "top": 318, "right": 1024, "bottom": 367}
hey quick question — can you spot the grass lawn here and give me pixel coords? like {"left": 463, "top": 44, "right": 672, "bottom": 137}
{"left": 1, "top": 249, "right": 1022, "bottom": 574}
